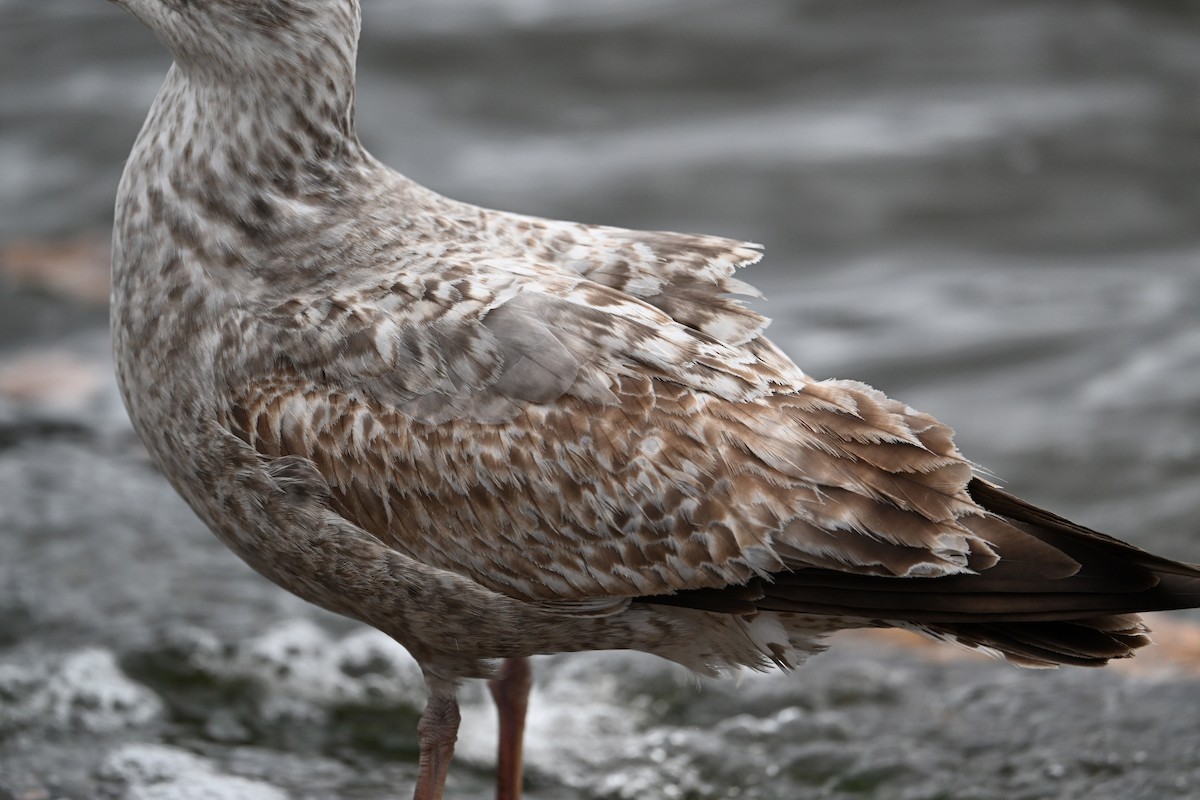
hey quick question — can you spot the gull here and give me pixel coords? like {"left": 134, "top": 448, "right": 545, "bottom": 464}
{"left": 108, "top": 1, "right": 1200, "bottom": 798}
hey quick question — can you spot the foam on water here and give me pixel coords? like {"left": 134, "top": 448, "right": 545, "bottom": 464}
{"left": 0, "top": 649, "right": 162, "bottom": 735}
{"left": 99, "top": 744, "right": 289, "bottom": 800}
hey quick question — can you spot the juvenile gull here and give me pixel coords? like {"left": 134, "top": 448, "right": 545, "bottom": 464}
{"left": 108, "top": 1, "right": 1200, "bottom": 798}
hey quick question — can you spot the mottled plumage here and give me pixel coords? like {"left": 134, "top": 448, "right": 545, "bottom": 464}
{"left": 108, "top": 1, "right": 1200, "bottom": 798}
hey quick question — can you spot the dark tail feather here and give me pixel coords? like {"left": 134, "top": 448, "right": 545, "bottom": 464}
{"left": 926, "top": 617, "right": 1153, "bottom": 668}
{"left": 652, "top": 478, "right": 1200, "bottom": 666}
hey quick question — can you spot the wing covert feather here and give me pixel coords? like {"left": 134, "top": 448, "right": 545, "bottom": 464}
{"left": 215, "top": 224, "right": 1005, "bottom": 608}
{"left": 223, "top": 369, "right": 997, "bottom": 604}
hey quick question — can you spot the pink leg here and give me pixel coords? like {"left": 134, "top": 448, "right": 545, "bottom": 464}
{"left": 413, "top": 678, "right": 461, "bottom": 800}
{"left": 488, "top": 657, "right": 532, "bottom": 800}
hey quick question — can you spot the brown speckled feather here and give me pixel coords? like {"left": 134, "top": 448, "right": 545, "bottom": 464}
{"left": 111, "top": 3, "right": 1200, "bottom": 776}
{"left": 218, "top": 240, "right": 998, "bottom": 608}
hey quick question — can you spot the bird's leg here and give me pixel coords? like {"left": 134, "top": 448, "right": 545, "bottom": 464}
{"left": 414, "top": 677, "right": 462, "bottom": 800}
{"left": 488, "top": 657, "right": 532, "bottom": 800}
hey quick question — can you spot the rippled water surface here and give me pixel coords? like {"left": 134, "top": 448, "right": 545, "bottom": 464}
{"left": 2, "top": 1, "right": 1200, "bottom": 798}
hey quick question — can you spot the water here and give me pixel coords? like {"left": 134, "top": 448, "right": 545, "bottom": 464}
{"left": 2, "top": 1, "right": 1199, "bottom": 798}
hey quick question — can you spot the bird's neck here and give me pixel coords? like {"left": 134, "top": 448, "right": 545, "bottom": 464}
{"left": 113, "top": 61, "right": 379, "bottom": 308}
{"left": 136, "top": 62, "right": 366, "bottom": 199}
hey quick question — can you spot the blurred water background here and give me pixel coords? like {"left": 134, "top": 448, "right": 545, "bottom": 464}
{"left": 2, "top": 1, "right": 1200, "bottom": 798}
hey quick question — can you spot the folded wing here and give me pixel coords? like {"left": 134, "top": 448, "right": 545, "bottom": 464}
{"left": 214, "top": 214, "right": 1200, "bottom": 665}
